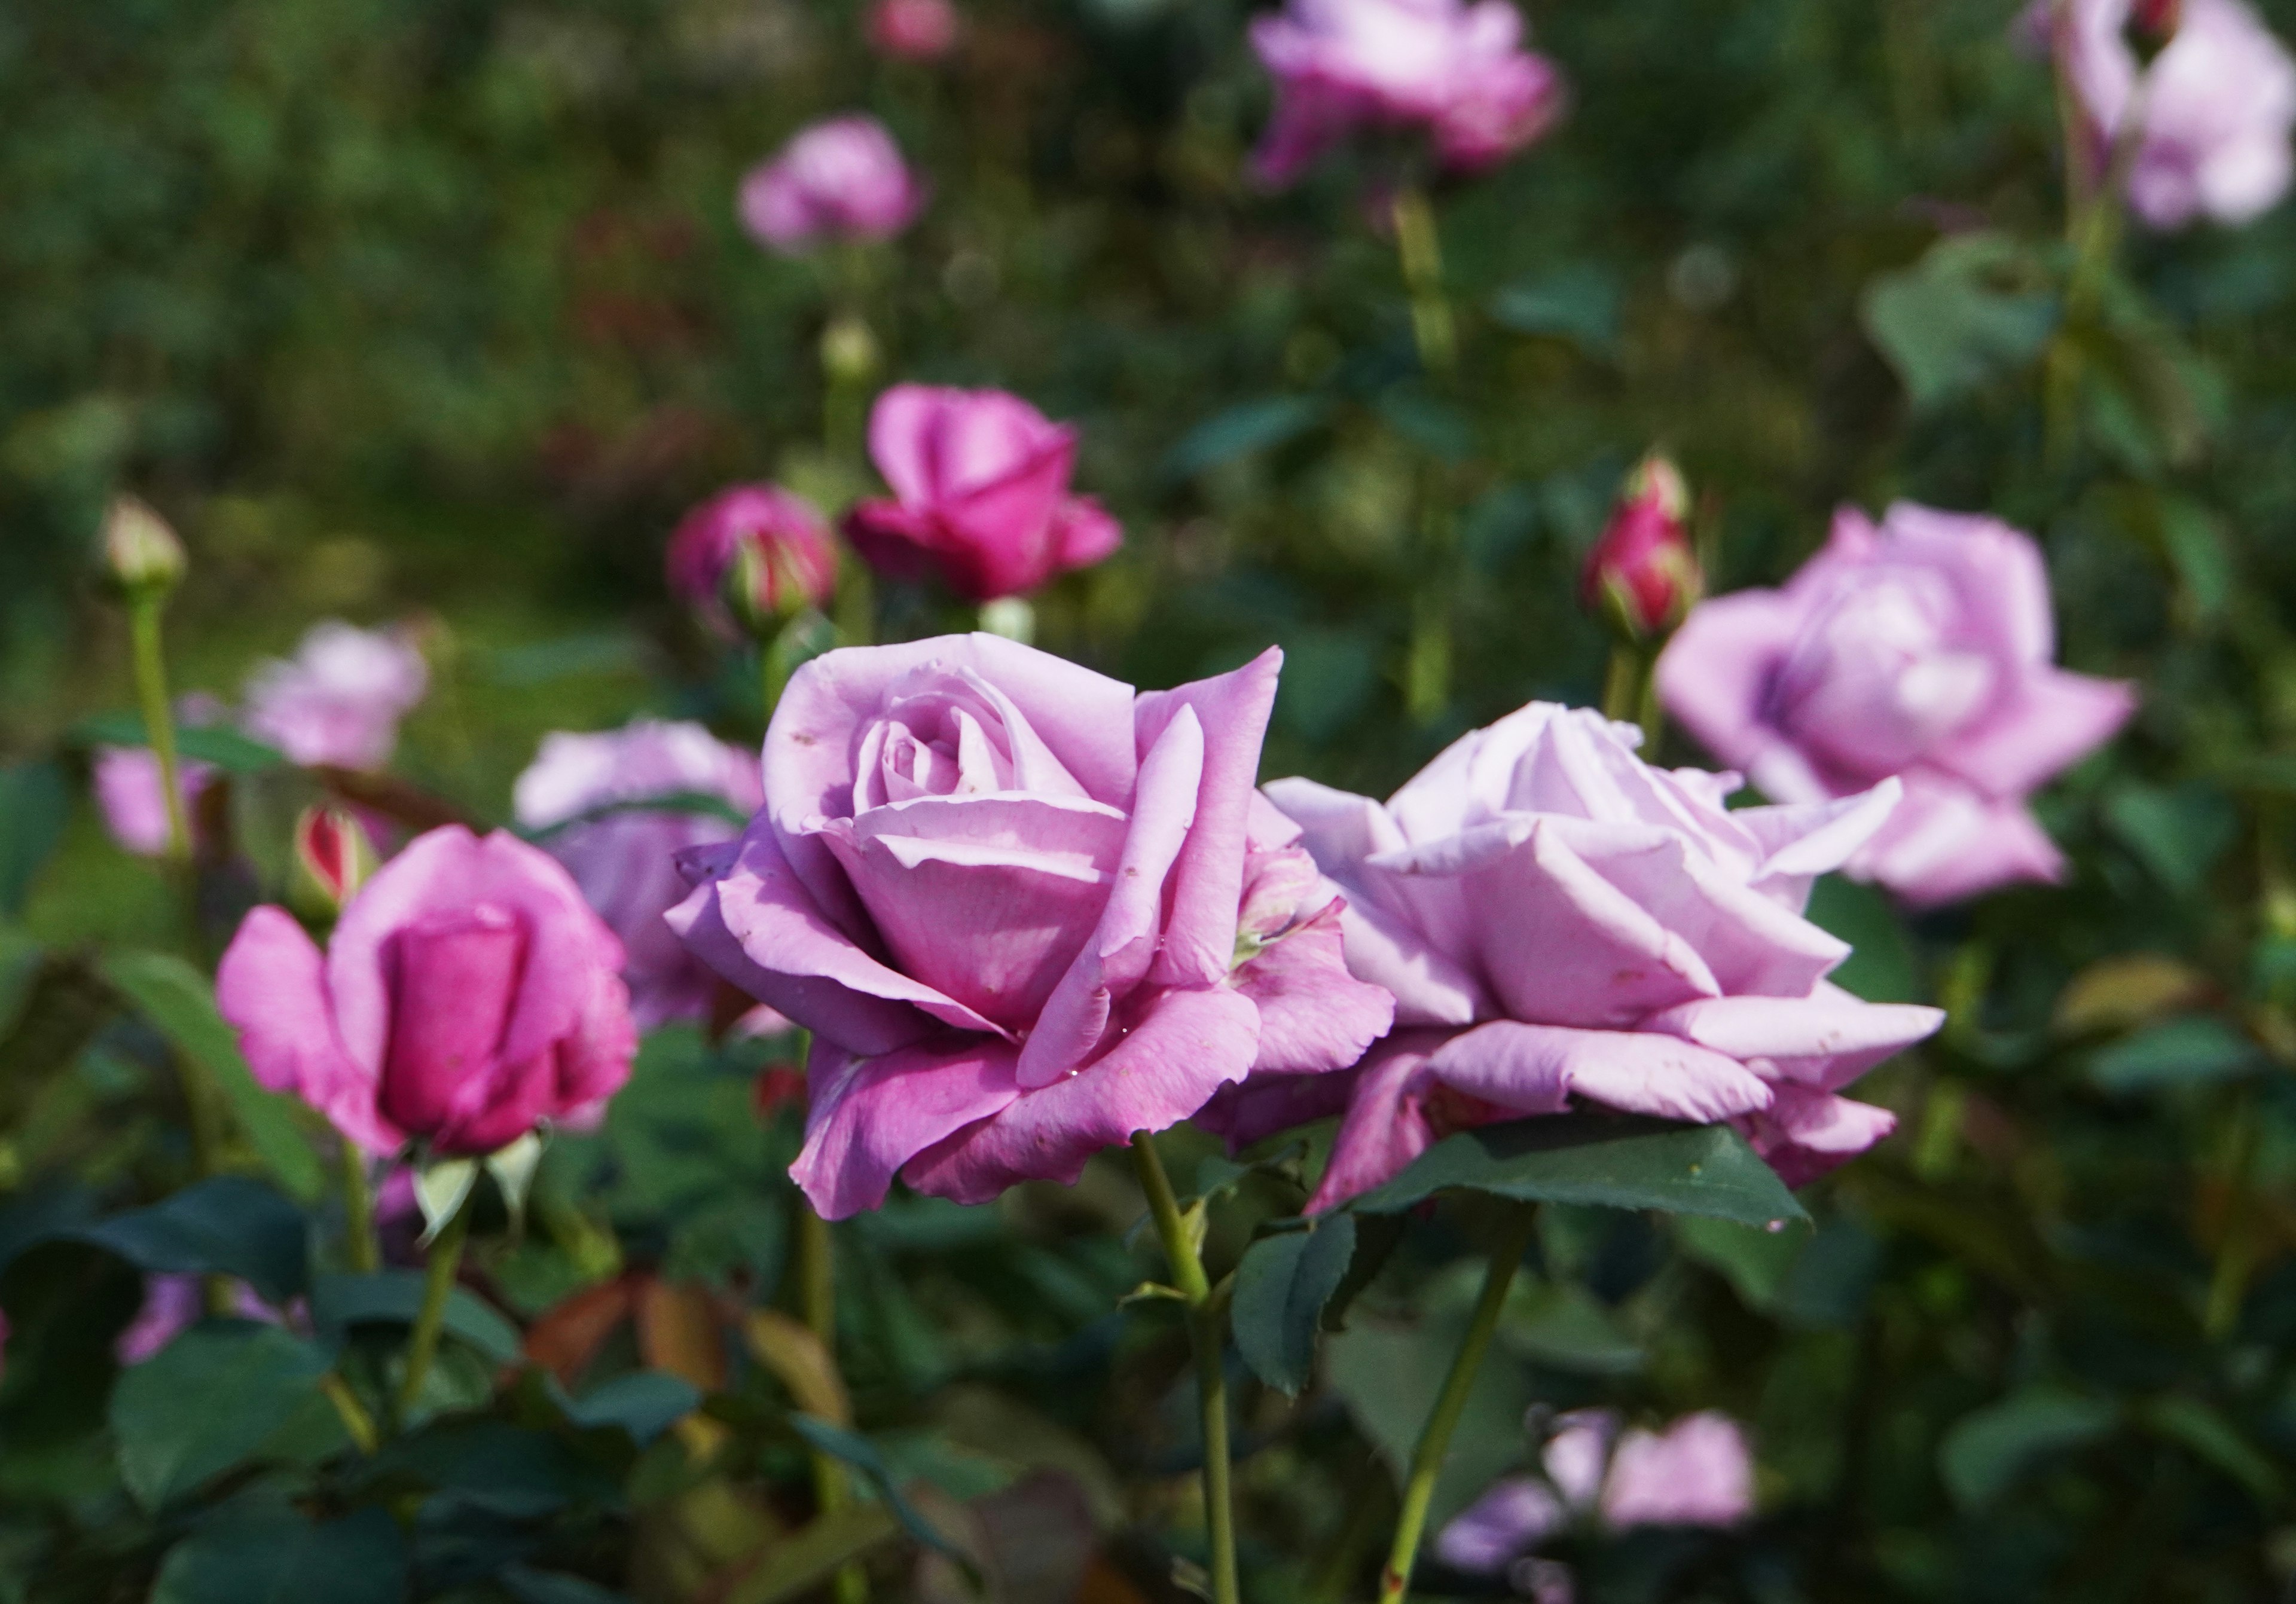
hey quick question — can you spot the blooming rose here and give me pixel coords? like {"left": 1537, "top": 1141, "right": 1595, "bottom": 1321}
{"left": 1657, "top": 503, "right": 2137, "bottom": 908}
{"left": 842, "top": 386, "right": 1123, "bottom": 603}
{"left": 242, "top": 621, "right": 429, "bottom": 769}
{"left": 2045, "top": 0, "right": 2296, "bottom": 230}
{"left": 739, "top": 115, "right": 928, "bottom": 255}
{"left": 217, "top": 825, "right": 637, "bottom": 1157}
{"left": 93, "top": 693, "right": 228, "bottom": 858}
{"left": 1266, "top": 703, "right": 1941, "bottom": 1210}
{"left": 665, "top": 484, "right": 838, "bottom": 638}
{"left": 868, "top": 0, "right": 958, "bottom": 60}
{"left": 1248, "top": 0, "right": 1565, "bottom": 188}
{"left": 515, "top": 720, "right": 765, "bottom": 1029}
{"left": 668, "top": 635, "right": 1393, "bottom": 1218}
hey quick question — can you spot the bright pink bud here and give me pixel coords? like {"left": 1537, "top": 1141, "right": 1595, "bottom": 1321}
{"left": 292, "top": 805, "right": 381, "bottom": 916}
{"left": 665, "top": 484, "right": 838, "bottom": 640}
{"left": 1580, "top": 453, "right": 1699, "bottom": 640}
{"left": 867, "top": 0, "right": 958, "bottom": 61}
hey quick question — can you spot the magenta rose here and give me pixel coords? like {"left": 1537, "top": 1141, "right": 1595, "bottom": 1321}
{"left": 241, "top": 621, "right": 429, "bottom": 770}
{"left": 739, "top": 115, "right": 927, "bottom": 255}
{"left": 515, "top": 719, "right": 765, "bottom": 1030}
{"left": 1657, "top": 502, "right": 2137, "bottom": 908}
{"left": 1248, "top": 0, "right": 1565, "bottom": 188}
{"left": 665, "top": 484, "right": 839, "bottom": 638}
{"left": 668, "top": 635, "right": 1393, "bottom": 1218}
{"left": 217, "top": 825, "right": 637, "bottom": 1157}
{"left": 1580, "top": 454, "right": 1699, "bottom": 640}
{"left": 2044, "top": 0, "right": 2296, "bottom": 230}
{"left": 842, "top": 386, "right": 1123, "bottom": 603}
{"left": 1267, "top": 702, "right": 1941, "bottom": 1211}
{"left": 868, "top": 0, "right": 958, "bottom": 61}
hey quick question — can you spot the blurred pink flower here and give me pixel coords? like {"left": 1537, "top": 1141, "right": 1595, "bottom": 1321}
{"left": 668, "top": 636, "right": 1389, "bottom": 1218}
{"left": 241, "top": 621, "right": 429, "bottom": 769}
{"left": 1581, "top": 454, "right": 1699, "bottom": 640}
{"left": 93, "top": 692, "right": 227, "bottom": 857}
{"left": 844, "top": 385, "right": 1123, "bottom": 601}
{"left": 868, "top": 0, "right": 958, "bottom": 61}
{"left": 218, "top": 824, "right": 637, "bottom": 1157}
{"left": 1657, "top": 503, "right": 2136, "bottom": 909}
{"left": 1248, "top": 0, "right": 1565, "bottom": 188}
{"left": 739, "top": 115, "right": 928, "bottom": 255}
{"left": 2046, "top": 0, "right": 2296, "bottom": 229}
{"left": 1601, "top": 1411, "right": 1758, "bottom": 1529}
{"left": 1265, "top": 703, "right": 1941, "bottom": 1208}
{"left": 665, "top": 484, "right": 839, "bottom": 637}
{"left": 115, "top": 1274, "right": 276, "bottom": 1365}
{"left": 515, "top": 719, "right": 765, "bottom": 1030}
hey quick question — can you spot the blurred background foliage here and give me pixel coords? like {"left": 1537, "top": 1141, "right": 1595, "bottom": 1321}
{"left": 8, "top": 0, "right": 2296, "bottom": 1600}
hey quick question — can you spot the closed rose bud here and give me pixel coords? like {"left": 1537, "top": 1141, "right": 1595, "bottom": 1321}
{"left": 292, "top": 805, "right": 381, "bottom": 917}
{"left": 99, "top": 495, "right": 187, "bottom": 596}
{"left": 866, "top": 0, "right": 958, "bottom": 62}
{"left": 1581, "top": 454, "right": 1700, "bottom": 640}
{"left": 666, "top": 485, "right": 839, "bottom": 640}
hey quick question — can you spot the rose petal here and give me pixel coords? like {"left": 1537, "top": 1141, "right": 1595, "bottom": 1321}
{"left": 791, "top": 1033, "right": 1026, "bottom": 1219}
{"left": 1426, "top": 1018, "right": 1774, "bottom": 1124}
{"left": 1643, "top": 990, "right": 1944, "bottom": 1090}
{"left": 1232, "top": 896, "right": 1397, "bottom": 1075}
{"left": 1306, "top": 1032, "right": 1443, "bottom": 1212}
{"left": 216, "top": 906, "right": 399, "bottom": 1154}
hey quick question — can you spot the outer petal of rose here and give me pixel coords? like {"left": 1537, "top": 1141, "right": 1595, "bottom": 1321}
{"left": 1656, "top": 588, "right": 1810, "bottom": 774}
{"left": 767, "top": 636, "right": 1140, "bottom": 915}
{"left": 1386, "top": 701, "right": 1561, "bottom": 843}
{"left": 1052, "top": 497, "right": 1123, "bottom": 573}
{"left": 216, "top": 906, "right": 399, "bottom": 1154}
{"left": 665, "top": 827, "right": 961, "bottom": 1056}
{"left": 865, "top": 384, "right": 954, "bottom": 508}
{"left": 1140, "top": 647, "right": 1283, "bottom": 989}
{"left": 933, "top": 432, "right": 1080, "bottom": 600}
{"left": 790, "top": 1034, "right": 1026, "bottom": 1219}
{"left": 1195, "top": 1062, "right": 1363, "bottom": 1151}
{"left": 1372, "top": 817, "right": 1720, "bottom": 1029}
{"left": 1927, "top": 667, "right": 2136, "bottom": 801}
{"left": 1738, "top": 1083, "right": 1898, "bottom": 1188}
{"left": 1306, "top": 1034, "right": 1444, "bottom": 1213}
{"left": 903, "top": 985, "right": 1262, "bottom": 1205}
{"left": 1600, "top": 1413, "right": 1755, "bottom": 1530}
{"left": 1436, "top": 1477, "right": 1566, "bottom": 1573}
{"left": 1643, "top": 991, "right": 1943, "bottom": 1092}
{"left": 1882, "top": 501, "right": 2056, "bottom": 664}
{"left": 1426, "top": 1019, "right": 1773, "bottom": 1125}
{"left": 1232, "top": 897, "right": 1397, "bottom": 1075}
{"left": 1851, "top": 778, "right": 2065, "bottom": 907}
{"left": 1728, "top": 780, "right": 1903, "bottom": 910}
{"left": 842, "top": 499, "right": 942, "bottom": 585}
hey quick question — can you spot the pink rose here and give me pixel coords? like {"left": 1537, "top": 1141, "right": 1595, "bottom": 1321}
{"left": 738, "top": 115, "right": 928, "bottom": 255}
{"left": 93, "top": 692, "right": 228, "bottom": 858}
{"left": 2044, "top": 0, "right": 2296, "bottom": 230}
{"left": 1248, "top": 0, "right": 1565, "bottom": 188}
{"left": 217, "top": 825, "right": 637, "bottom": 1157}
{"left": 1657, "top": 503, "right": 2137, "bottom": 908}
{"left": 868, "top": 0, "right": 958, "bottom": 61}
{"left": 668, "top": 635, "right": 1392, "bottom": 1218}
{"left": 665, "top": 484, "right": 839, "bottom": 637}
{"left": 1581, "top": 454, "right": 1700, "bottom": 640}
{"left": 1266, "top": 703, "right": 1941, "bottom": 1210}
{"left": 515, "top": 720, "right": 766, "bottom": 1030}
{"left": 115, "top": 1274, "right": 276, "bottom": 1365}
{"left": 241, "top": 621, "right": 429, "bottom": 770}
{"left": 843, "top": 386, "right": 1123, "bottom": 602}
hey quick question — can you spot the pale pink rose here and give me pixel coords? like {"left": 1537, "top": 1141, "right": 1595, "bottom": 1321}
{"left": 668, "top": 636, "right": 1393, "bottom": 1218}
{"left": 1248, "top": 0, "right": 1565, "bottom": 188}
{"left": 241, "top": 621, "right": 429, "bottom": 770}
{"left": 1657, "top": 503, "right": 2136, "bottom": 909}
{"left": 868, "top": 0, "right": 958, "bottom": 61}
{"left": 665, "top": 484, "right": 838, "bottom": 638}
{"left": 217, "top": 826, "right": 637, "bottom": 1157}
{"left": 739, "top": 115, "right": 928, "bottom": 255}
{"left": 843, "top": 386, "right": 1123, "bottom": 602}
{"left": 2045, "top": 0, "right": 2296, "bottom": 229}
{"left": 515, "top": 720, "right": 765, "bottom": 1031}
{"left": 1599, "top": 1411, "right": 1757, "bottom": 1529}
{"left": 93, "top": 693, "right": 228, "bottom": 857}
{"left": 1266, "top": 704, "right": 1941, "bottom": 1209}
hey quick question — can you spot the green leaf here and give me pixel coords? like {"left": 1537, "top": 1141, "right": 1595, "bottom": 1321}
{"left": 719, "top": 1501, "right": 904, "bottom": 1604}
{"left": 2087, "top": 1015, "right": 2263, "bottom": 1094}
{"left": 111, "top": 1321, "right": 333, "bottom": 1508}
{"left": 1938, "top": 1389, "right": 2115, "bottom": 1510}
{"left": 152, "top": 1505, "right": 407, "bottom": 1604}
{"left": 1500, "top": 1281, "right": 1644, "bottom": 1375}
{"left": 1347, "top": 1114, "right": 1807, "bottom": 1227}
{"left": 99, "top": 950, "right": 327, "bottom": 1202}
{"left": 1232, "top": 1215, "right": 1357, "bottom": 1396}
{"left": 558, "top": 1371, "right": 701, "bottom": 1444}
{"left": 1804, "top": 876, "right": 1919, "bottom": 1003}
{"left": 1488, "top": 264, "right": 1622, "bottom": 355}
{"left": 0, "top": 760, "right": 68, "bottom": 919}
{"left": 789, "top": 1414, "right": 967, "bottom": 1560}
{"left": 1860, "top": 233, "right": 2057, "bottom": 410}
{"left": 311, "top": 1270, "right": 523, "bottom": 1365}
{"left": 69, "top": 712, "right": 286, "bottom": 775}
{"left": 1326, "top": 1307, "right": 1535, "bottom": 1527}
{"left": 2102, "top": 781, "right": 2238, "bottom": 895}
{"left": 76, "top": 1177, "right": 309, "bottom": 1303}
{"left": 500, "top": 1564, "right": 631, "bottom": 1604}
{"left": 1674, "top": 1214, "right": 1812, "bottom": 1314}
{"left": 1160, "top": 396, "right": 1331, "bottom": 482}
{"left": 2138, "top": 1396, "right": 2282, "bottom": 1504}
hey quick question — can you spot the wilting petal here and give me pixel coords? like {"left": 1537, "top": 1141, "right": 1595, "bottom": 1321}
{"left": 216, "top": 906, "right": 397, "bottom": 1154}
{"left": 1427, "top": 1019, "right": 1773, "bottom": 1124}
{"left": 1737, "top": 1082, "right": 1898, "bottom": 1187}
{"left": 792, "top": 1034, "right": 1026, "bottom": 1219}
{"left": 1233, "top": 897, "right": 1398, "bottom": 1075}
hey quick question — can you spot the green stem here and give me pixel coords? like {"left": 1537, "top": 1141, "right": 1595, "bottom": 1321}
{"left": 1377, "top": 1204, "right": 1539, "bottom": 1604}
{"left": 2205, "top": 1088, "right": 2260, "bottom": 1339}
{"left": 796, "top": 1196, "right": 865, "bottom": 1604}
{"left": 396, "top": 1194, "right": 472, "bottom": 1421}
{"left": 1602, "top": 641, "right": 1656, "bottom": 735}
{"left": 340, "top": 1145, "right": 380, "bottom": 1275}
{"left": 321, "top": 1371, "right": 379, "bottom": 1455}
{"left": 126, "top": 595, "right": 192, "bottom": 866}
{"left": 1391, "top": 185, "right": 1455, "bottom": 379}
{"left": 2043, "top": 78, "right": 2147, "bottom": 469}
{"left": 1130, "top": 1132, "right": 1237, "bottom": 1604}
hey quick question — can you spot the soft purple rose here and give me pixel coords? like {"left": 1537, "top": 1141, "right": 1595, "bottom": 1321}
{"left": 515, "top": 720, "right": 766, "bottom": 1030}
{"left": 739, "top": 115, "right": 928, "bottom": 255}
{"left": 1248, "top": 0, "right": 1565, "bottom": 188}
{"left": 115, "top": 1274, "right": 276, "bottom": 1365}
{"left": 217, "top": 825, "right": 637, "bottom": 1157}
{"left": 241, "top": 621, "right": 429, "bottom": 770}
{"left": 1657, "top": 503, "right": 2136, "bottom": 909}
{"left": 868, "top": 0, "right": 958, "bottom": 61}
{"left": 93, "top": 692, "right": 227, "bottom": 858}
{"left": 1266, "top": 703, "right": 1941, "bottom": 1211}
{"left": 2045, "top": 0, "right": 2296, "bottom": 230}
{"left": 1600, "top": 1411, "right": 1757, "bottom": 1529}
{"left": 665, "top": 484, "right": 839, "bottom": 638}
{"left": 842, "top": 386, "right": 1123, "bottom": 603}
{"left": 668, "top": 635, "right": 1393, "bottom": 1219}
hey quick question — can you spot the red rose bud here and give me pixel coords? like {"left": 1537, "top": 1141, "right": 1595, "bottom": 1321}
{"left": 2129, "top": 0, "right": 2181, "bottom": 51}
{"left": 98, "top": 494, "right": 187, "bottom": 597}
{"left": 665, "top": 484, "right": 838, "bottom": 641}
{"left": 292, "top": 805, "right": 381, "bottom": 918}
{"left": 1581, "top": 454, "right": 1700, "bottom": 641}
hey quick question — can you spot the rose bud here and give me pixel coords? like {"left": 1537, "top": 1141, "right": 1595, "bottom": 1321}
{"left": 867, "top": 0, "right": 958, "bottom": 62}
{"left": 665, "top": 484, "right": 839, "bottom": 641}
{"left": 97, "top": 494, "right": 187, "bottom": 597}
{"left": 291, "top": 805, "right": 382, "bottom": 918}
{"left": 1580, "top": 454, "right": 1700, "bottom": 641}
